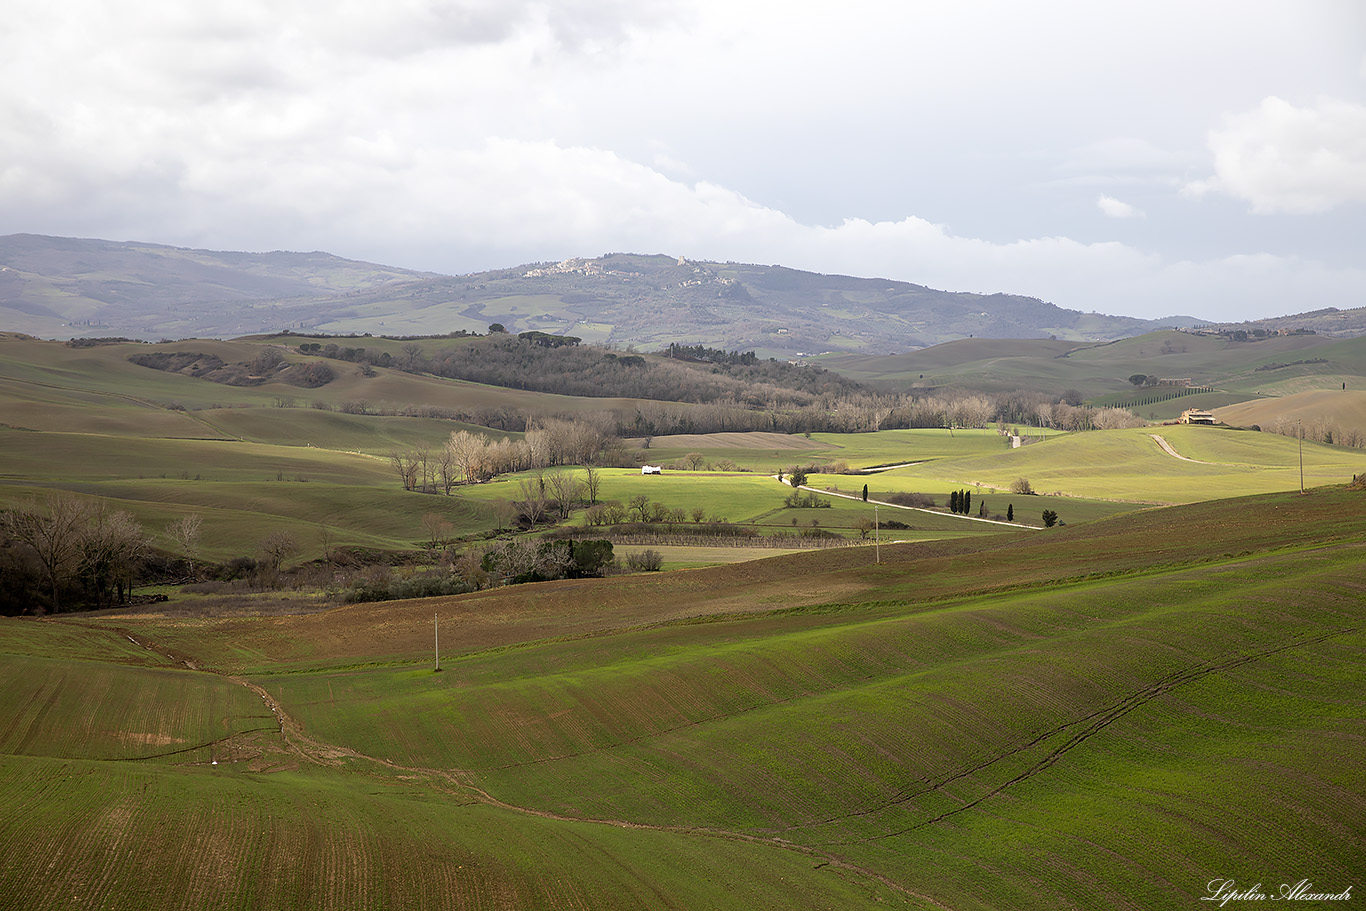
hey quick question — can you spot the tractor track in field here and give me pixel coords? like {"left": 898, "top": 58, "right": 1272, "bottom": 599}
{"left": 800, "top": 623, "right": 1358, "bottom": 847}
{"left": 101, "top": 618, "right": 1357, "bottom": 893}
{"left": 109, "top": 627, "right": 951, "bottom": 909}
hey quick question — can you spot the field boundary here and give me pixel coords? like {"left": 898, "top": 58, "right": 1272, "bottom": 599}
{"left": 776, "top": 475, "right": 1037, "bottom": 530}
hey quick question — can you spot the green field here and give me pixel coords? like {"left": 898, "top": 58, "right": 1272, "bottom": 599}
{"left": 2, "top": 486, "right": 1362, "bottom": 908}
{"left": 817, "top": 331, "right": 1366, "bottom": 400}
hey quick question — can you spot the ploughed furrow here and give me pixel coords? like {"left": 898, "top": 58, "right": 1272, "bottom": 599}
{"left": 805, "top": 624, "right": 1357, "bottom": 846}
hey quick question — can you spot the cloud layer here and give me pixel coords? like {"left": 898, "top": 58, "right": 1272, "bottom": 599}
{"left": 2, "top": 1, "right": 1364, "bottom": 326}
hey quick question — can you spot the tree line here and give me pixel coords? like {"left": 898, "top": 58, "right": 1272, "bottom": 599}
{"left": 1, "top": 495, "right": 151, "bottom": 614}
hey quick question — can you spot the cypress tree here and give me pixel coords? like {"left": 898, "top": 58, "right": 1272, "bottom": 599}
{"left": 1007, "top": 503, "right": 1014, "bottom": 522}
{"left": 950, "top": 490, "right": 959, "bottom": 513}
{"left": 862, "top": 484, "right": 868, "bottom": 502}
{"left": 963, "top": 490, "right": 971, "bottom": 515}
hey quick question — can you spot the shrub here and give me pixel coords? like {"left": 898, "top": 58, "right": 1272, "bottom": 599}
{"left": 625, "top": 549, "right": 663, "bottom": 572}
{"left": 1010, "top": 477, "right": 1035, "bottom": 495}
{"left": 880, "top": 491, "right": 935, "bottom": 509}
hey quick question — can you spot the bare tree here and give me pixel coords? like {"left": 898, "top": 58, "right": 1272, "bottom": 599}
{"left": 251, "top": 347, "right": 285, "bottom": 375}
{"left": 545, "top": 471, "right": 583, "bottom": 520}
{"left": 79, "top": 503, "right": 148, "bottom": 608}
{"left": 452, "top": 550, "right": 489, "bottom": 589}
{"left": 515, "top": 477, "right": 549, "bottom": 527}
{"left": 259, "top": 531, "right": 300, "bottom": 573}
{"left": 400, "top": 342, "right": 424, "bottom": 371}
{"left": 582, "top": 464, "right": 602, "bottom": 505}
{"left": 627, "top": 494, "right": 651, "bottom": 523}
{"left": 436, "top": 446, "right": 458, "bottom": 495}
{"left": 446, "top": 430, "right": 489, "bottom": 486}
{"left": 414, "top": 445, "right": 434, "bottom": 493}
{"left": 3, "top": 493, "right": 89, "bottom": 612}
{"left": 318, "top": 524, "right": 334, "bottom": 565}
{"left": 421, "top": 512, "right": 453, "bottom": 553}
{"left": 165, "top": 513, "right": 203, "bottom": 581}
{"left": 389, "top": 450, "right": 419, "bottom": 491}
{"left": 684, "top": 452, "right": 705, "bottom": 470}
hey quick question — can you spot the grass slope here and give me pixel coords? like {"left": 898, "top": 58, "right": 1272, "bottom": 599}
{"left": 838, "top": 424, "right": 1365, "bottom": 506}
{"left": 818, "top": 330, "right": 1366, "bottom": 401}
{"left": 1, "top": 487, "right": 1360, "bottom": 908}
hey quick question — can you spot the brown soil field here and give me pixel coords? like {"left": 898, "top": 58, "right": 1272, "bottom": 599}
{"left": 104, "top": 485, "right": 1366, "bottom": 675}
{"left": 1216, "top": 388, "right": 1366, "bottom": 434}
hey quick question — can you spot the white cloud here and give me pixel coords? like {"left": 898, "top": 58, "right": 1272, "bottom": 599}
{"left": 3, "top": 1, "right": 1365, "bottom": 329}
{"left": 1096, "top": 195, "right": 1144, "bottom": 219}
{"left": 1186, "top": 96, "right": 1366, "bottom": 213}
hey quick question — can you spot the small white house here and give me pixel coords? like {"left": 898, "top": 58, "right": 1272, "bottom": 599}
{"left": 641, "top": 465, "right": 663, "bottom": 475}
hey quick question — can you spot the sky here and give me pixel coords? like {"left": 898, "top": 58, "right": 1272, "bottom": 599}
{"left": 2, "top": 0, "right": 1364, "bottom": 323}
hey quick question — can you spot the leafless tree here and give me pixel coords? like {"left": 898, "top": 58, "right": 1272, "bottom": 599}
{"left": 400, "top": 342, "right": 424, "bottom": 372}
{"left": 79, "top": 502, "right": 148, "bottom": 607}
{"left": 451, "top": 550, "right": 489, "bottom": 589}
{"left": 421, "top": 512, "right": 453, "bottom": 553}
{"left": 165, "top": 513, "right": 204, "bottom": 581}
{"left": 390, "top": 450, "right": 419, "bottom": 491}
{"left": 627, "top": 494, "right": 651, "bottom": 523}
{"left": 251, "top": 347, "right": 285, "bottom": 375}
{"left": 582, "top": 464, "right": 602, "bottom": 505}
{"left": 414, "top": 445, "right": 435, "bottom": 493}
{"left": 3, "top": 493, "right": 89, "bottom": 612}
{"left": 318, "top": 524, "right": 334, "bottom": 565}
{"left": 446, "top": 430, "right": 489, "bottom": 486}
{"left": 545, "top": 471, "right": 583, "bottom": 520}
{"left": 436, "top": 445, "right": 458, "bottom": 495}
{"left": 258, "top": 530, "right": 300, "bottom": 573}
{"left": 516, "top": 477, "right": 549, "bottom": 527}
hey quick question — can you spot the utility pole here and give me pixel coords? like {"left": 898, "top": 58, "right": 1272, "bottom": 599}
{"left": 434, "top": 612, "right": 441, "bottom": 673}
{"left": 1298, "top": 420, "right": 1304, "bottom": 494}
{"left": 875, "top": 504, "right": 880, "bottom": 564}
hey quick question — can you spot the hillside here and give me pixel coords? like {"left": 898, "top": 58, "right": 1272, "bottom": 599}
{"left": 1216, "top": 389, "right": 1366, "bottom": 443}
{"left": 3, "top": 236, "right": 1196, "bottom": 356}
{"left": 0, "top": 234, "right": 431, "bottom": 339}
{"left": 1, "top": 487, "right": 1362, "bottom": 909}
{"left": 818, "top": 329, "right": 1366, "bottom": 399}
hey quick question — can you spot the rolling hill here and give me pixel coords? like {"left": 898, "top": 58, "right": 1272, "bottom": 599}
{"left": 1, "top": 486, "right": 1362, "bottom": 909}
{"left": 818, "top": 330, "right": 1366, "bottom": 400}
{"left": 1, "top": 303, "right": 1363, "bottom": 908}
{"left": 3, "top": 236, "right": 1197, "bottom": 356}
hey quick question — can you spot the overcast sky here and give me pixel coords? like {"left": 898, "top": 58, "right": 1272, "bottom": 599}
{"left": 3, "top": 0, "right": 1364, "bottom": 322}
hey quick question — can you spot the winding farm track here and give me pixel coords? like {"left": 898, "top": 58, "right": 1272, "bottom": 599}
{"left": 798, "top": 623, "right": 1359, "bottom": 847}
{"left": 112, "top": 627, "right": 950, "bottom": 908}
{"left": 107, "top": 616, "right": 1356, "bottom": 907}
{"left": 1149, "top": 433, "right": 1217, "bottom": 464}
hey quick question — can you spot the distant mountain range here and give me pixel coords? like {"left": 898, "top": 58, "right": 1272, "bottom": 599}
{"left": 5, "top": 233, "right": 1348, "bottom": 356}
